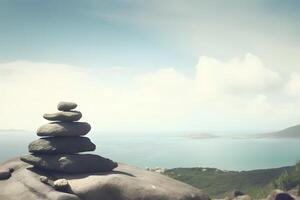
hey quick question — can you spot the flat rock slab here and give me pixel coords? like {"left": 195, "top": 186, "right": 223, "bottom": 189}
{"left": 37, "top": 122, "right": 91, "bottom": 137}
{"left": 43, "top": 111, "right": 82, "bottom": 122}
{"left": 0, "top": 158, "right": 210, "bottom": 200}
{"left": 29, "top": 137, "right": 96, "bottom": 154}
{"left": 66, "top": 164, "right": 210, "bottom": 200}
{"left": 0, "top": 158, "right": 80, "bottom": 200}
{"left": 20, "top": 154, "right": 118, "bottom": 173}
{"left": 57, "top": 102, "right": 77, "bottom": 111}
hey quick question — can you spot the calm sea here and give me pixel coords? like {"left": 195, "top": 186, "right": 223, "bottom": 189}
{"left": 1, "top": 133, "right": 300, "bottom": 171}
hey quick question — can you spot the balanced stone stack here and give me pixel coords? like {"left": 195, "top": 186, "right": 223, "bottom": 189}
{"left": 21, "top": 101, "right": 118, "bottom": 174}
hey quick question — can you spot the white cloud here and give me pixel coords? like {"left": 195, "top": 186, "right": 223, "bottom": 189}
{"left": 286, "top": 73, "right": 300, "bottom": 98}
{"left": 92, "top": 1, "right": 300, "bottom": 74}
{"left": 195, "top": 53, "right": 282, "bottom": 96}
{"left": 0, "top": 55, "right": 299, "bottom": 134}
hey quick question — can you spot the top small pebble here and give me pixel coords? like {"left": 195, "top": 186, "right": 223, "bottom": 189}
{"left": 57, "top": 101, "right": 77, "bottom": 111}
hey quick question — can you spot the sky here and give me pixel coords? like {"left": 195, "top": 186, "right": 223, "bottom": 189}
{"left": 0, "top": 0, "right": 300, "bottom": 134}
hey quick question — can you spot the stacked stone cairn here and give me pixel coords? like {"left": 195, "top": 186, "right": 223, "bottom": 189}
{"left": 21, "top": 101, "right": 118, "bottom": 174}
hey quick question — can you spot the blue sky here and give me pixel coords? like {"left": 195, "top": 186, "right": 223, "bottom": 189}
{"left": 1, "top": 0, "right": 300, "bottom": 134}
{"left": 0, "top": 0, "right": 196, "bottom": 71}
{"left": 1, "top": 0, "right": 299, "bottom": 72}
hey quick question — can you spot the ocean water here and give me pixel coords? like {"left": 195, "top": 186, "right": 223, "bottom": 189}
{"left": 1, "top": 133, "right": 300, "bottom": 171}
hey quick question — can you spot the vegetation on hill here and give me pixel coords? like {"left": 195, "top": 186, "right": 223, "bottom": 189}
{"left": 164, "top": 164, "right": 300, "bottom": 199}
{"left": 273, "top": 163, "right": 300, "bottom": 190}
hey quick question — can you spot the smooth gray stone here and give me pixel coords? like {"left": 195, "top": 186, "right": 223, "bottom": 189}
{"left": 0, "top": 169, "right": 11, "bottom": 180}
{"left": 29, "top": 137, "right": 96, "bottom": 154}
{"left": 20, "top": 154, "right": 118, "bottom": 173}
{"left": 53, "top": 179, "right": 70, "bottom": 192}
{"left": 40, "top": 176, "right": 49, "bottom": 184}
{"left": 37, "top": 122, "right": 91, "bottom": 137}
{"left": 43, "top": 111, "right": 82, "bottom": 122}
{"left": 57, "top": 102, "right": 77, "bottom": 111}
{"left": 0, "top": 158, "right": 209, "bottom": 200}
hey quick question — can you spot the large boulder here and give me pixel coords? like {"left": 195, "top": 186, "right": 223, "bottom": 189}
{"left": 0, "top": 158, "right": 80, "bottom": 200}
{"left": 37, "top": 122, "right": 91, "bottom": 137}
{"left": 43, "top": 111, "right": 82, "bottom": 122}
{"left": 0, "top": 158, "right": 210, "bottom": 200}
{"left": 20, "top": 154, "right": 118, "bottom": 173}
{"left": 267, "top": 190, "right": 295, "bottom": 200}
{"left": 29, "top": 137, "right": 96, "bottom": 154}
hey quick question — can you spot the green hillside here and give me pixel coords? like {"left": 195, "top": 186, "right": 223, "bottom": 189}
{"left": 164, "top": 164, "right": 300, "bottom": 199}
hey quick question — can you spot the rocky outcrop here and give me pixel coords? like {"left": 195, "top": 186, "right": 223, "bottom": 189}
{"left": 225, "top": 190, "right": 252, "bottom": 200}
{"left": 0, "top": 101, "right": 210, "bottom": 200}
{"left": 0, "top": 158, "right": 210, "bottom": 200}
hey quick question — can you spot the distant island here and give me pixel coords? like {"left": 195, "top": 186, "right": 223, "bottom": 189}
{"left": 181, "top": 133, "right": 219, "bottom": 139}
{"left": 182, "top": 124, "right": 300, "bottom": 139}
{"left": 264, "top": 124, "right": 300, "bottom": 138}
{"left": 243, "top": 124, "right": 300, "bottom": 139}
{"left": 3, "top": 124, "right": 300, "bottom": 139}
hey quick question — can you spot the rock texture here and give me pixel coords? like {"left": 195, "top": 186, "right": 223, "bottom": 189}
{"left": 29, "top": 137, "right": 96, "bottom": 154}
{"left": 0, "top": 158, "right": 80, "bottom": 200}
{"left": 21, "top": 154, "right": 118, "bottom": 173}
{"left": 22, "top": 101, "right": 117, "bottom": 174}
{"left": 0, "top": 158, "right": 210, "bottom": 200}
{"left": 37, "top": 122, "right": 91, "bottom": 137}
{"left": 53, "top": 178, "right": 70, "bottom": 192}
{"left": 40, "top": 175, "right": 49, "bottom": 184}
{"left": 43, "top": 111, "right": 82, "bottom": 122}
